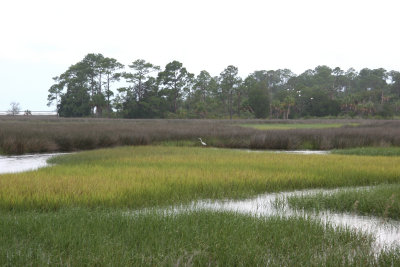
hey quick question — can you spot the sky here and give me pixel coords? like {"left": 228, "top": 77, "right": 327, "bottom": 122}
{"left": 1, "top": 0, "right": 400, "bottom": 111}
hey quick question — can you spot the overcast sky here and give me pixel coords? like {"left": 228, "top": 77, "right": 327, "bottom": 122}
{"left": 1, "top": 0, "right": 400, "bottom": 111}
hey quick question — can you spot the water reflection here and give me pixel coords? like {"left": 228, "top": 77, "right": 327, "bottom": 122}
{"left": 0, "top": 153, "right": 65, "bottom": 174}
{"left": 271, "top": 150, "right": 330, "bottom": 155}
{"left": 230, "top": 148, "right": 330, "bottom": 155}
{"left": 134, "top": 187, "right": 400, "bottom": 253}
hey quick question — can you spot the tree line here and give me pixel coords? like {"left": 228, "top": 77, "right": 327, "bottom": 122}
{"left": 48, "top": 53, "right": 400, "bottom": 119}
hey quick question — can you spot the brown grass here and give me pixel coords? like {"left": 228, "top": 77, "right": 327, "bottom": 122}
{"left": 0, "top": 116, "right": 399, "bottom": 154}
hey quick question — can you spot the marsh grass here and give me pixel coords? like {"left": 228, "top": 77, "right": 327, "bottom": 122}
{"left": 2, "top": 118, "right": 400, "bottom": 265}
{"left": 1, "top": 117, "right": 400, "bottom": 155}
{"left": 332, "top": 147, "right": 400, "bottom": 156}
{"left": 2, "top": 146, "right": 400, "bottom": 211}
{"left": 287, "top": 184, "right": 400, "bottom": 220}
{"left": 1, "top": 209, "right": 398, "bottom": 266}
{"left": 239, "top": 122, "right": 359, "bottom": 130}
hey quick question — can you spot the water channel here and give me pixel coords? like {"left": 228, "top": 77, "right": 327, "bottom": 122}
{"left": 0, "top": 153, "right": 65, "bottom": 174}
{"left": 1, "top": 151, "right": 399, "bottom": 253}
{"left": 134, "top": 187, "right": 400, "bottom": 253}
{"left": 195, "top": 188, "right": 400, "bottom": 253}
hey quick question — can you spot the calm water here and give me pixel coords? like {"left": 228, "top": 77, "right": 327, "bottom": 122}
{"left": 229, "top": 148, "right": 330, "bottom": 155}
{"left": 134, "top": 187, "right": 400, "bottom": 253}
{"left": 0, "top": 153, "right": 65, "bottom": 174}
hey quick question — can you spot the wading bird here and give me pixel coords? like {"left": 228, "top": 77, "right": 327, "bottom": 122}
{"left": 198, "top": 138, "right": 207, "bottom": 146}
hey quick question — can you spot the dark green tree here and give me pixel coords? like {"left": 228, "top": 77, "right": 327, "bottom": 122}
{"left": 49, "top": 54, "right": 400, "bottom": 118}
{"left": 219, "top": 65, "right": 241, "bottom": 119}
{"left": 296, "top": 87, "right": 340, "bottom": 117}
{"left": 57, "top": 62, "right": 92, "bottom": 117}
{"left": 81, "top": 53, "right": 105, "bottom": 115}
{"left": 124, "top": 59, "right": 160, "bottom": 101}
{"left": 158, "top": 61, "right": 193, "bottom": 114}
{"left": 47, "top": 76, "right": 64, "bottom": 116}
{"left": 102, "top": 57, "right": 124, "bottom": 114}
{"left": 389, "top": 71, "right": 400, "bottom": 97}
{"left": 58, "top": 86, "right": 91, "bottom": 117}
{"left": 248, "top": 80, "right": 270, "bottom": 118}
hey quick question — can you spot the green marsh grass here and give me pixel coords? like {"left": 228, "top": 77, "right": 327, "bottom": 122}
{"left": 2, "top": 146, "right": 400, "bottom": 211}
{"left": 239, "top": 122, "right": 359, "bottom": 130}
{"left": 287, "top": 184, "right": 400, "bottom": 220}
{"left": 1, "top": 209, "right": 398, "bottom": 266}
{"left": 332, "top": 147, "right": 400, "bottom": 156}
{"left": 2, "top": 145, "right": 400, "bottom": 265}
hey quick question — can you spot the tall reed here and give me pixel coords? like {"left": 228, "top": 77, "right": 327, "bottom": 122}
{"left": 1, "top": 117, "right": 399, "bottom": 154}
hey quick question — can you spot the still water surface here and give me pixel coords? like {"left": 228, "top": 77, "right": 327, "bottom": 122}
{"left": 0, "top": 153, "right": 65, "bottom": 174}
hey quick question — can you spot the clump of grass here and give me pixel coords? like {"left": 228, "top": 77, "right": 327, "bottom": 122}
{"left": 0, "top": 209, "right": 396, "bottom": 266}
{"left": 332, "top": 147, "right": 400, "bottom": 156}
{"left": 287, "top": 184, "right": 400, "bottom": 220}
{"left": 2, "top": 146, "right": 400, "bottom": 211}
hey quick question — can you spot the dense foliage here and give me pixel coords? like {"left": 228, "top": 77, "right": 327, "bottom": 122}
{"left": 48, "top": 53, "right": 400, "bottom": 118}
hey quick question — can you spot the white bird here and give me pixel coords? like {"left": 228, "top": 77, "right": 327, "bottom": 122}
{"left": 198, "top": 138, "right": 207, "bottom": 146}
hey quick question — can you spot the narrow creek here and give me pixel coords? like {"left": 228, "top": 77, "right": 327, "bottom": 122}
{"left": 134, "top": 187, "right": 400, "bottom": 254}
{"left": 1, "top": 151, "right": 399, "bottom": 253}
{"left": 222, "top": 148, "right": 330, "bottom": 155}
